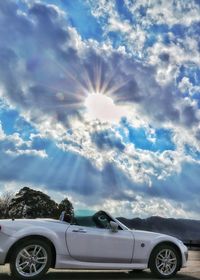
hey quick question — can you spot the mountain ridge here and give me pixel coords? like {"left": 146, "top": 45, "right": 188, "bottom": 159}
{"left": 117, "top": 216, "right": 200, "bottom": 241}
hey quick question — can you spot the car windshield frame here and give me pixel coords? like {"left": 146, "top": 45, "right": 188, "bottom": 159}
{"left": 71, "top": 210, "right": 129, "bottom": 231}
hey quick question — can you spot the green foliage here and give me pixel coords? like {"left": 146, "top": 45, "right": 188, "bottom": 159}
{"left": 8, "top": 187, "right": 58, "bottom": 219}
{"left": 0, "top": 187, "right": 74, "bottom": 219}
{"left": 59, "top": 198, "right": 74, "bottom": 216}
{"left": 0, "top": 192, "right": 14, "bottom": 219}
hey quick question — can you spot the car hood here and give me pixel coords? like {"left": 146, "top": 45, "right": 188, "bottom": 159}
{"left": 132, "top": 229, "right": 181, "bottom": 244}
{"left": 134, "top": 229, "right": 166, "bottom": 238}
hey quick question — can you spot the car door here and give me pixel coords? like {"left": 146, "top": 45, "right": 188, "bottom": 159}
{"left": 66, "top": 224, "right": 134, "bottom": 263}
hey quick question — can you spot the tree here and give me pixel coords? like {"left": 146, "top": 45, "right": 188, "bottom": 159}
{"left": 9, "top": 187, "right": 59, "bottom": 219}
{"left": 0, "top": 192, "right": 14, "bottom": 219}
{"left": 58, "top": 198, "right": 74, "bottom": 217}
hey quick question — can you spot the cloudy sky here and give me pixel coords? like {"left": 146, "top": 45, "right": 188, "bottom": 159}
{"left": 0, "top": 0, "right": 200, "bottom": 219}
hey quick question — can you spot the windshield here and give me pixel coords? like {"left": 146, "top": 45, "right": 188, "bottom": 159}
{"left": 115, "top": 218, "right": 130, "bottom": 230}
{"left": 73, "top": 210, "right": 125, "bottom": 230}
{"left": 74, "top": 209, "right": 96, "bottom": 217}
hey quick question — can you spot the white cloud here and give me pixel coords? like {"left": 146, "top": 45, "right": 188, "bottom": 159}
{"left": 178, "top": 77, "right": 193, "bottom": 93}
{"left": 178, "top": 76, "right": 200, "bottom": 97}
{"left": 0, "top": 122, "right": 48, "bottom": 158}
{"left": 84, "top": 93, "right": 127, "bottom": 123}
{"left": 125, "top": 0, "right": 200, "bottom": 27}
{"left": 87, "top": 0, "right": 144, "bottom": 55}
{"left": 6, "top": 148, "right": 47, "bottom": 158}
{"left": 87, "top": 0, "right": 115, "bottom": 19}
{"left": 0, "top": 122, "right": 5, "bottom": 140}
{"left": 108, "top": 16, "right": 132, "bottom": 33}
{"left": 63, "top": 191, "right": 198, "bottom": 219}
{"left": 100, "top": 197, "right": 193, "bottom": 219}
{"left": 55, "top": 116, "right": 200, "bottom": 189}
{"left": 87, "top": 0, "right": 200, "bottom": 85}
{"left": 147, "top": 39, "right": 200, "bottom": 85}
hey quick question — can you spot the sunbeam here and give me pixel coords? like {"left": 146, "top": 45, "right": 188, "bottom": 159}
{"left": 30, "top": 55, "right": 131, "bottom": 124}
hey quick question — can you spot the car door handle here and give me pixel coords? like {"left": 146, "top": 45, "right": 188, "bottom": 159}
{"left": 72, "top": 229, "right": 87, "bottom": 233}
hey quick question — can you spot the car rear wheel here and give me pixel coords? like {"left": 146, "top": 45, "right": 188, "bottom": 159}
{"left": 149, "top": 244, "right": 180, "bottom": 279}
{"left": 10, "top": 239, "right": 52, "bottom": 280}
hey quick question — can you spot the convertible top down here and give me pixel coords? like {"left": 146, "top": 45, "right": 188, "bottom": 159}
{"left": 0, "top": 210, "right": 188, "bottom": 279}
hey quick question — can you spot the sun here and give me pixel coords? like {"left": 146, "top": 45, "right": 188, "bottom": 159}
{"left": 84, "top": 92, "right": 126, "bottom": 123}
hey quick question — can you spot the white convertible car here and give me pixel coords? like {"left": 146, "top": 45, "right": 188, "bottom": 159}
{"left": 0, "top": 210, "right": 188, "bottom": 279}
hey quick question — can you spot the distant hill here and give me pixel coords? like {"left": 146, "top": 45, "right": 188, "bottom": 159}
{"left": 118, "top": 216, "right": 200, "bottom": 242}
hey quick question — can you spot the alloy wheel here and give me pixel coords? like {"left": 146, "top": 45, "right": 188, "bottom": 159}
{"left": 155, "top": 248, "right": 177, "bottom": 276}
{"left": 15, "top": 244, "right": 48, "bottom": 277}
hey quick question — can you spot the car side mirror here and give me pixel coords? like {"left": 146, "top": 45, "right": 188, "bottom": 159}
{"left": 110, "top": 221, "right": 118, "bottom": 232}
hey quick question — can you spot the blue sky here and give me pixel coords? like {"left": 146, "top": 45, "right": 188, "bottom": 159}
{"left": 0, "top": 0, "right": 200, "bottom": 219}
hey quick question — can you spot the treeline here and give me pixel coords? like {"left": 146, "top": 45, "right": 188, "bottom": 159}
{"left": 0, "top": 187, "right": 74, "bottom": 219}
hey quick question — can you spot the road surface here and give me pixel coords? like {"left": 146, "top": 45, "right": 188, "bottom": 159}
{"left": 0, "top": 250, "right": 199, "bottom": 280}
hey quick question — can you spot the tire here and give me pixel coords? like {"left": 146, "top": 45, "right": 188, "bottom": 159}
{"left": 149, "top": 244, "right": 180, "bottom": 279}
{"left": 10, "top": 238, "right": 52, "bottom": 280}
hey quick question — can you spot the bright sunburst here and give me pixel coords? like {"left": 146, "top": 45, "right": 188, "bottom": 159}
{"left": 84, "top": 93, "right": 126, "bottom": 123}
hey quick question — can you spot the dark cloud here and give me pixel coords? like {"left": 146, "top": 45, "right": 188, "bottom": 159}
{"left": 181, "top": 104, "right": 199, "bottom": 127}
{"left": 0, "top": 141, "right": 95, "bottom": 195}
{"left": 159, "top": 52, "right": 170, "bottom": 62}
{"left": 91, "top": 129, "right": 125, "bottom": 151}
{"left": 0, "top": 138, "right": 129, "bottom": 200}
{"left": 0, "top": 1, "right": 32, "bottom": 40}
{"left": 29, "top": 3, "right": 69, "bottom": 48}
{"left": 0, "top": 47, "right": 25, "bottom": 107}
{"left": 99, "top": 163, "right": 138, "bottom": 202}
{"left": 137, "top": 162, "right": 200, "bottom": 215}
{"left": 92, "top": 158, "right": 196, "bottom": 213}
{"left": 0, "top": 1, "right": 84, "bottom": 126}
{"left": 195, "top": 129, "right": 200, "bottom": 140}
{"left": 144, "top": 85, "right": 181, "bottom": 124}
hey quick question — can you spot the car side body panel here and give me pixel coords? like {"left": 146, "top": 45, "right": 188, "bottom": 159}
{"left": 0, "top": 215, "right": 188, "bottom": 272}
{"left": 66, "top": 225, "right": 134, "bottom": 263}
{"left": 55, "top": 254, "right": 147, "bottom": 269}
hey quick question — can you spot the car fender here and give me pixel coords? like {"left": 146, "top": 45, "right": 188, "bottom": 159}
{"left": 147, "top": 235, "right": 184, "bottom": 264}
{"left": 8, "top": 226, "right": 69, "bottom": 256}
{"left": 132, "top": 230, "right": 183, "bottom": 265}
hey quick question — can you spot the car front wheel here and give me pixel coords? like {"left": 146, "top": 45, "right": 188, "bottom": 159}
{"left": 10, "top": 239, "right": 52, "bottom": 280}
{"left": 149, "top": 244, "right": 180, "bottom": 279}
